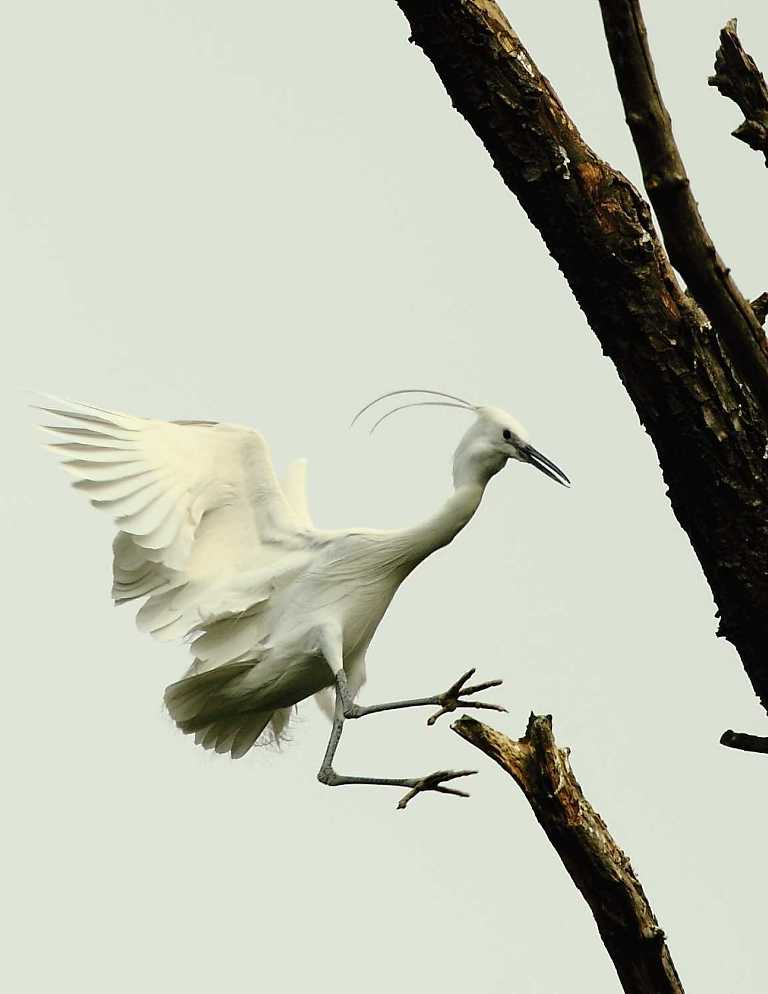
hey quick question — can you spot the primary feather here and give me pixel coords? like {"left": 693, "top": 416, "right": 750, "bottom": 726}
{"left": 41, "top": 396, "right": 326, "bottom": 752}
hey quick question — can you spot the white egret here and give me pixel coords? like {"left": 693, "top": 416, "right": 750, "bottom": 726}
{"left": 39, "top": 391, "right": 569, "bottom": 808}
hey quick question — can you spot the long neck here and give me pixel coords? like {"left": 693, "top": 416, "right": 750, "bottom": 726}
{"left": 401, "top": 481, "right": 486, "bottom": 567}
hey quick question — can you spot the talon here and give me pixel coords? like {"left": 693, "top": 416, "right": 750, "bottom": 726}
{"left": 462, "top": 678, "right": 503, "bottom": 695}
{"left": 426, "top": 670, "right": 505, "bottom": 726}
{"left": 397, "top": 769, "right": 477, "bottom": 810}
{"left": 426, "top": 707, "right": 451, "bottom": 726}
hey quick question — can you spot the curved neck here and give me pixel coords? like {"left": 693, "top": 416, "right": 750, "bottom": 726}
{"left": 401, "top": 481, "right": 486, "bottom": 567}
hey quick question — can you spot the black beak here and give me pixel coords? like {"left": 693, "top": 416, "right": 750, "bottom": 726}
{"left": 522, "top": 444, "right": 570, "bottom": 487}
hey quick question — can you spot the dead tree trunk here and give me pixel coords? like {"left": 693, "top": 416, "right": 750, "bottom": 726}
{"left": 393, "top": 0, "right": 768, "bottom": 720}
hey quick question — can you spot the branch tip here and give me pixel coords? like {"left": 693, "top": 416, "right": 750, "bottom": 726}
{"left": 720, "top": 729, "right": 768, "bottom": 753}
{"left": 709, "top": 18, "right": 768, "bottom": 165}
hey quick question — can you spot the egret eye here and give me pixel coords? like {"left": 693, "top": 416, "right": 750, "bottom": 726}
{"left": 502, "top": 429, "right": 513, "bottom": 442}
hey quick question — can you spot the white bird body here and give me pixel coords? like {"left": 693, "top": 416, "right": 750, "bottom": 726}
{"left": 165, "top": 497, "right": 484, "bottom": 755}
{"left": 40, "top": 393, "right": 568, "bottom": 776}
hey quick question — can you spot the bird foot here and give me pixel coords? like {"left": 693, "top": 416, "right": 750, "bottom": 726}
{"left": 426, "top": 667, "right": 506, "bottom": 726}
{"left": 397, "top": 769, "right": 477, "bottom": 810}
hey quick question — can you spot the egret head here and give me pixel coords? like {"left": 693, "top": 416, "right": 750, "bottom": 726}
{"left": 351, "top": 390, "right": 570, "bottom": 489}
{"left": 453, "top": 405, "right": 569, "bottom": 488}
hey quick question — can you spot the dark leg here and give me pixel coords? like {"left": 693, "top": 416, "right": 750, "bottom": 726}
{"left": 317, "top": 679, "right": 477, "bottom": 809}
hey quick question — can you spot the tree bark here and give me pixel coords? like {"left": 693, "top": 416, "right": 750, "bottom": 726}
{"left": 598, "top": 0, "right": 768, "bottom": 411}
{"left": 453, "top": 714, "right": 685, "bottom": 994}
{"left": 394, "top": 0, "right": 768, "bottom": 715}
{"left": 709, "top": 18, "right": 768, "bottom": 166}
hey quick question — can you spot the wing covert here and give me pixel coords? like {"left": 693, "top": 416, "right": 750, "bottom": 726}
{"left": 40, "top": 397, "right": 317, "bottom": 663}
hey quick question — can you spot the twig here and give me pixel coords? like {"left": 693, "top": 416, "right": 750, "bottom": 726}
{"left": 453, "top": 715, "right": 685, "bottom": 994}
{"left": 709, "top": 19, "right": 768, "bottom": 166}
{"left": 598, "top": 1, "right": 768, "bottom": 418}
{"left": 720, "top": 729, "right": 768, "bottom": 754}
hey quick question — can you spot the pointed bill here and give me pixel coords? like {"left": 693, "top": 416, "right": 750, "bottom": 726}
{"left": 523, "top": 444, "right": 571, "bottom": 487}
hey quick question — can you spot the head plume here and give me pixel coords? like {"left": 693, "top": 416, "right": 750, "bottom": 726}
{"left": 350, "top": 389, "right": 477, "bottom": 434}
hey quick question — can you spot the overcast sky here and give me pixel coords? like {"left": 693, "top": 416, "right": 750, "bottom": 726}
{"left": 3, "top": 2, "right": 767, "bottom": 992}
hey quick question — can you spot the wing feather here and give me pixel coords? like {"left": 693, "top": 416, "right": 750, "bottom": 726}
{"left": 47, "top": 443, "right": 143, "bottom": 461}
{"left": 61, "top": 459, "right": 152, "bottom": 481}
{"left": 71, "top": 471, "right": 161, "bottom": 501}
{"left": 99, "top": 479, "right": 175, "bottom": 519}
{"left": 41, "top": 395, "right": 320, "bottom": 669}
{"left": 39, "top": 425, "right": 137, "bottom": 447}
{"left": 281, "top": 459, "right": 313, "bottom": 528}
{"left": 116, "top": 486, "right": 186, "bottom": 538}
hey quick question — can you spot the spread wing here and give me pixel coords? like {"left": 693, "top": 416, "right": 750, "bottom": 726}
{"left": 40, "top": 397, "right": 319, "bottom": 669}
{"left": 280, "top": 458, "right": 313, "bottom": 529}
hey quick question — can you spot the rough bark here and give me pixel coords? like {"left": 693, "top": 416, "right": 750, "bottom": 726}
{"left": 709, "top": 18, "right": 768, "bottom": 166}
{"left": 453, "top": 715, "right": 685, "bottom": 994}
{"left": 394, "top": 0, "right": 768, "bottom": 713}
{"left": 598, "top": 1, "right": 768, "bottom": 411}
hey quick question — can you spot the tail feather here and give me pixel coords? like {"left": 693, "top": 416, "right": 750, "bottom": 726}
{"left": 164, "top": 661, "right": 252, "bottom": 722}
{"left": 185, "top": 710, "right": 280, "bottom": 756}
{"left": 232, "top": 713, "right": 277, "bottom": 758}
{"left": 164, "top": 662, "right": 291, "bottom": 758}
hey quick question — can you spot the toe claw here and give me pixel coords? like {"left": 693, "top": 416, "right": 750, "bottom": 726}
{"left": 456, "top": 700, "right": 508, "bottom": 714}
{"left": 427, "top": 706, "right": 451, "bottom": 726}
{"left": 445, "top": 668, "right": 476, "bottom": 696}
{"left": 396, "top": 769, "right": 477, "bottom": 810}
{"left": 426, "top": 670, "right": 506, "bottom": 726}
{"left": 462, "top": 678, "right": 503, "bottom": 695}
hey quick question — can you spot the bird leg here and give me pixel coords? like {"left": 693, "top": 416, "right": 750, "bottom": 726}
{"left": 317, "top": 677, "right": 478, "bottom": 809}
{"left": 337, "top": 667, "right": 506, "bottom": 726}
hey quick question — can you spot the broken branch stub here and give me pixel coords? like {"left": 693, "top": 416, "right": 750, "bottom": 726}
{"left": 709, "top": 18, "right": 768, "bottom": 166}
{"left": 452, "top": 714, "right": 685, "bottom": 994}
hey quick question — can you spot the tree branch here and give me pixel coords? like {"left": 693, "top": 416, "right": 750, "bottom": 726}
{"left": 394, "top": 0, "right": 768, "bottom": 714}
{"left": 720, "top": 729, "right": 768, "bottom": 754}
{"left": 452, "top": 715, "right": 685, "bottom": 994}
{"left": 709, "top": 18, "right": 768, "bottom": 166}
{"left": 597, "top": 1, "right": 768, "bottom": 415}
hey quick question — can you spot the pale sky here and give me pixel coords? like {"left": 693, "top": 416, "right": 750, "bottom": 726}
{"left": 3, "top": 2, "right": 767, "bottom": 992}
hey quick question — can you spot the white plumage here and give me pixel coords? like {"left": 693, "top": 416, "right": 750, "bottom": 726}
{"left": 41, "top": 397, "right": 329, "bottom": 754}
{"left": 40, "top": 391, "right": 568, "bottom": 806}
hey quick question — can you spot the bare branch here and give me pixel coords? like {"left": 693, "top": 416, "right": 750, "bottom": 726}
{"left": 452, "top": 715, "right": 685, "bottom": 994}
{"left": 709, "top": 18, "right": 768, "bottom": 166}
{"left": 597, "top": 1, "right": 768, "bottom": 417}
{"left": 393, "top": 0, "right": 768, "bottom": 713}
{"left": 720, "top": 729, "right": 768, "bottom": 754}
